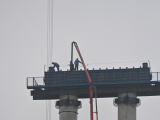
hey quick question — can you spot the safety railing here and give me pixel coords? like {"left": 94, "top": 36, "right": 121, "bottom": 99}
{"left": 27, "top": 77, "right": 45, "bottom": 89}
{"left": 26, "top": 72, "right": 160, "bottom": 89}
{"left": 151, "top": 72, "right": 160, "bottom": 82}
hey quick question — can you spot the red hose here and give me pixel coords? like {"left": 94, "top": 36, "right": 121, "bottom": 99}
{"left": 73, "top": 42, "right": 94, "bottom": 120}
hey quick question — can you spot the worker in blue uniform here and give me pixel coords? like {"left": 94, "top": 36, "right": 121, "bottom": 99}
{"left": 52, "top": 62, "right": 60, "bottom": 71}
{"left": 74, "top": 58, "right": 82, "bottom": 71}
{"left": 70, "top": 60, "right": 74, "bottom": 71}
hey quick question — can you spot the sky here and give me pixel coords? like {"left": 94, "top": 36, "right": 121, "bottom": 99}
{"left": 0, "top": 0, "right": 160, "bottom": 120}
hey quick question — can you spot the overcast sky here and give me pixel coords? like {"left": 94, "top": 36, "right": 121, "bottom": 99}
{"left": 0, "top": 0, "right": 160, "bottom": 120}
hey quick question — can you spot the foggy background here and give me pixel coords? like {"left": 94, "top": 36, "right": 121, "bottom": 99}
{"left": 0, "top": 0, "right": 160, "bottom": 120}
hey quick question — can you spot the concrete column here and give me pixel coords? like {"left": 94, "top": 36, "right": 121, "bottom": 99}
{"left": 56, "top": 95, "right": 81, "bottom": 120}
{"left": 114, "top": 93, "right": 140, "bottom": 120}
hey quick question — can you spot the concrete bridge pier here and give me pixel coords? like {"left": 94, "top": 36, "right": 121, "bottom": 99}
{"left": 56, "top": 95, "right": 82, "bottom": 120}
{"left": 114, "top": 93, "right": 140, "bottom": 120}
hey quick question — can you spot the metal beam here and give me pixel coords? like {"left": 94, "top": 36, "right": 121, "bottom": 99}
{"left": 31, "top": 83, "right": 160, "bottom": 100}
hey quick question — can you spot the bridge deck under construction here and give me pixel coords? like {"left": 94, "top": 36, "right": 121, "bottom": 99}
{"left": 27, "top": 64, "right": 160, "bottom": 100}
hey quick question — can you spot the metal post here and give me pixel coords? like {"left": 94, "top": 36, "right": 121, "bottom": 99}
{"left": 27, "top": 78, "right": 28, "bottom": 88}
{"left": 71, "top": 42, "right": 74, "bottom": 62}
{"left": 33, "top": 77, "right": 34, "bottom": 87}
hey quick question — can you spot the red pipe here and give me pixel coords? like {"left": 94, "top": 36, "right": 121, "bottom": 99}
{"left": 72, "top": 42, "right": 93, "bottom": 120}
{"left": 93, "top": 86, "right": 98, "bottom": 120}
{"left": 89, "top": 87, "right": 94, "bottom": 120}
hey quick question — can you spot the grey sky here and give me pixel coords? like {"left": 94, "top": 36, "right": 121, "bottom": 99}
{"left": 0, "top": 0, "right": 160, "bottom": 120}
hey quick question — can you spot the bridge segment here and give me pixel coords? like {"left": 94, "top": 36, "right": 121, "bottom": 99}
{"left": 27, "top": 63, "right": 160, "bottom": 120}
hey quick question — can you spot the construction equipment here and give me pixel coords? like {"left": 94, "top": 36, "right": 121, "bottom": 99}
{"left": 71, "top": 41, "right": 98, "bottom": 120}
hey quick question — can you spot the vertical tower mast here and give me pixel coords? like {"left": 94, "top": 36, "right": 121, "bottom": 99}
{"left": 46, "top": 1, "right": 54, "bottom": 120}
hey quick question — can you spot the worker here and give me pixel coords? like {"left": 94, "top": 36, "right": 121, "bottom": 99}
{"left": 70, "top": 60, "right": 74, "bottom": 71}
{"left": 52, "top": 62, "right": 60, "bottom": 71}
{"left": 74, "top": 58, "right": 82, "bottom": 71}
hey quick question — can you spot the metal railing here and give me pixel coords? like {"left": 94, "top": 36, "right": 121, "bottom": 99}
{"left": 152, "top": 72, "right": 160, "bottom": 82}
{"left": 26, "top": 72, "right": 160, "bottom": 89}
{"left": 27, "top": 77, "right": 45, "bottom": 89}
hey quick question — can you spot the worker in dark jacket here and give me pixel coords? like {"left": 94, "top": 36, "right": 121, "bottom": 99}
{"left": 70, "top": 60, "right": 74, "bottom": 71}
{"left": 74, "top": 58, "right": 82, "bottom": 71}
{"left": 52, "top": 62, "right": 60, "bottom": 71}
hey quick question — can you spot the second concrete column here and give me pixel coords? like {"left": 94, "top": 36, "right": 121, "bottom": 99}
{"left": 114, "top": 93, "right": 140, "bottom": 120}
